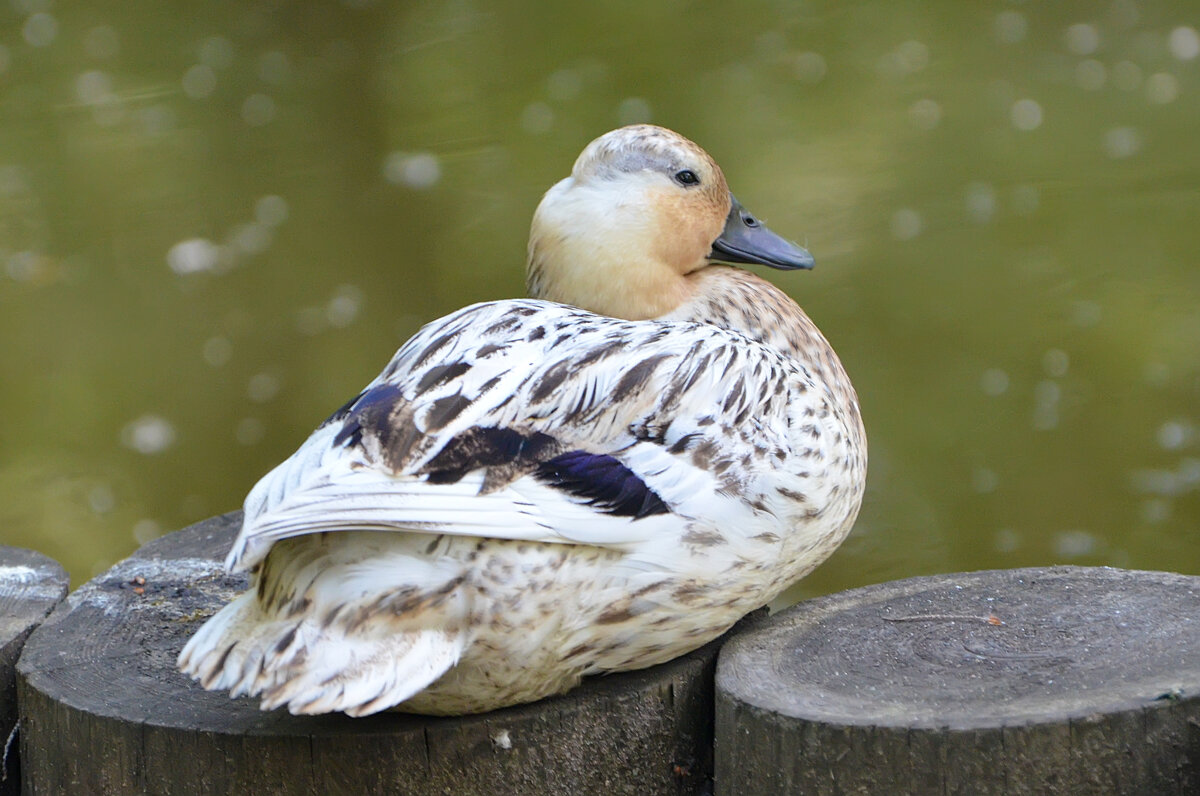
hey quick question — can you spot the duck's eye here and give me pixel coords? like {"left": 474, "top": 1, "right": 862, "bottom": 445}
{"left": 742, "top": 213, "right": 759, "bottom": 228}
{"left": 674, "top": 169, "right": 700, "bottom": 186}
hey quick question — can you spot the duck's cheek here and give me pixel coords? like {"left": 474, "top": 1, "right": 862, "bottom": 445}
{"left": 647, "top": 191, "right": 724, "bottom": 273}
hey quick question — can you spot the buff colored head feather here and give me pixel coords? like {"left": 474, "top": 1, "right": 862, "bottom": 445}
{"left": 527, "top": 125, "right": 812, "bottom": 320}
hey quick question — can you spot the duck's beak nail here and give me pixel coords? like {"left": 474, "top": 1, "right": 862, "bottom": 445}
{"left": 708, "top": 195, "right": 814, "bottom": 271}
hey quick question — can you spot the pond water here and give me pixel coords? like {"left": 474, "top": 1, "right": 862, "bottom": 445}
{"left": 1, "top": 1, "right": 1198, "bottom": 600}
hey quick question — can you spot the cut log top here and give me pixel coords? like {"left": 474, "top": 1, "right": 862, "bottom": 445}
{"left": 719, "top": 566, "right": 1200, "bottom": 729}
{"left": 0, "top": 547, "right": 68, "bottom": 646}
{"left": 16, "top": 513, "right": 733, "bottom": 795}
{"left": 0, "top": 546, "right": 68, "bottom": 796}
{"left": 716, "top": 566, "right": 1200, "bottom": 796}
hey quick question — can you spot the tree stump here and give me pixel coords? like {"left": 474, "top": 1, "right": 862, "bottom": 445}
{"left": 0, "top": 546, "right": 68, "bottom": 796}
{"left": 715, "top": 566, "right": 1200, "bottom": 795}
{"left": 17, "top": 512, "right": 735, "bottom": 795}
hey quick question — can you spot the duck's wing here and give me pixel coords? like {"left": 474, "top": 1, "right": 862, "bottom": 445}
{"left": 227, "top": 299, "right": 797, "bottom": 572}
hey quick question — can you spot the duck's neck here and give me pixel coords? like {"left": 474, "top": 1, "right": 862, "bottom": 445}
{"left": 665, "top": 266, "right": 860, "bottom": 416}
{"left": 662, "top": 267, "right": 816, "bottom": 357}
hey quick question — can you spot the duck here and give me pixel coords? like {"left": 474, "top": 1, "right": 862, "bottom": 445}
{"left": 178, "top": 124, "right": 867, "bottom": 717}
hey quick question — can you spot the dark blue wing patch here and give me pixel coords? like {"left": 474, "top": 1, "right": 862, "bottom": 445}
{"left": 535, "top": 450, "right": 669, "bottom": 519}
{"left": 423, "top": 427, "right": 559, "bottom": 484}
{"left": 330, "top": 383, "right": 407, "bottom": 451}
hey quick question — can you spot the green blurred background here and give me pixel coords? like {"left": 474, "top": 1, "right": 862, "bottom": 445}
{"left": 1, "top": 0, "right": 1198, "bottom": 601}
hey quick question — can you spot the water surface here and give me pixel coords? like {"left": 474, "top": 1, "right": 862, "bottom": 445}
{"left": 1, "top": 1, "right": 1198, "bottom": 598}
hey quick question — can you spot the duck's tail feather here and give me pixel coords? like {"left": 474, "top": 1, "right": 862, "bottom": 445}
{"left": 178, "top": 592, "right": 465, "bottom": 716}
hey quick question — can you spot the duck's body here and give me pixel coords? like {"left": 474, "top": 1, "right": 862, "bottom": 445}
{"left": 179, "top": 125, "right": 866, "bottom": 716}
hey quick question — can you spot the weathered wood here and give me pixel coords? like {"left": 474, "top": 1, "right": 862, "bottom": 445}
{"left": 18, "top": 512, "right": 739, "bottom": 795}
{"left": 0, "top": 547, "right": 68, "bottom": 796}
{"left": 715, "top": 566, "right": 1200, "bottom": 795}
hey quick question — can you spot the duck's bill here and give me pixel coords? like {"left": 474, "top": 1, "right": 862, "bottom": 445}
{"left": 708, "top": 195, "right": 814, "bottom": 271}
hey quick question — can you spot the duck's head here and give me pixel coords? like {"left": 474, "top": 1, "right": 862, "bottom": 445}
{"left": 527, "top": 125, "right": 814, "bottom": 320}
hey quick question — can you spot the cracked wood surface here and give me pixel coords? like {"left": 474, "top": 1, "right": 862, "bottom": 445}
{"left": 715, "top": 567, "right": 1200, "bottom": 795}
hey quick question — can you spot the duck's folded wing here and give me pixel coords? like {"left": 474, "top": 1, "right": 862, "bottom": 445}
{"left": 227, "top": 299, "right": 793, "bottom": 572}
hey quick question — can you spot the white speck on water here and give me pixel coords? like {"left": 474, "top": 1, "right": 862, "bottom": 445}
{"left": 1075, "top": 59, "right": 1106, "bottom": 91}
{"left": 203, "top": 336, "right": 232, "bottom": 367}
{"left": 1145, "top": 72, "right": 1178, "bottom": 104}
{"left": 182, "top": 64, "right": 217, "bottom": 99}
{"left": 199, "top": 35, "right": 234, "bottom": 69}
{"left": 1169, "top": 26, "right": 1199, "bottom": 60}
{"left": 236, "top": 417, "right": 265, "bottom": 446}
{"left": 1011, "top": 98, "right": 1043, "bottom": 131}
{"left": 616, "top": 97, "right": 652, "bottom": 126}
{"left": 75, "top": 70, "right": 113, "bottom": 104}
{"left": 792, "top": 51, "right": 827, "bottom": 84}
{"left": 1157, "top": 420, "right": 1193, "bottom": 451}
{"left": 1143, "top": 361, "right": 1170, "bottom": 387}
{"left": 981, "top": 368, "right": 1010, "bottom": 396}
{"left": 139, "top": 104, "right": 176, "bottom": 137}
{"left": 546, "top": 68, "right": 583, "bottom": 101}
{"left": 247, "top": 372, "right": 281, "bottom": 403}
{"left": 1141, "top": 498, "right": 1171, "bottom": 524}
{"left": 230, "top": 221, "right": 272, "bottom": 255}
{"left": 0, "top": 166, "right": 27, "bottom": 196}
{"left": 1128, "top": 458, "right": 1200, "bottom": 497}
{"left": 89, "top": 484, "right": 116, "bottom": 514}
{"left": 22, "top": 12, "right": 57, "bottom": 47}
{"left": 84, "top": 25, "right": 119, "bottom": 59}
{"left": 907, "top": 98, "right": 941, "bottom": 130}
{"left": 242, "top": 93, "right": 276, "bottom": 126}
{"left": 90, "top": 93, "right": 125, "bottom": 127}
{"left": 132, "top": 519, "right": 162, "bottom": 545}
{"left": 168, "top": 238, "right": 219, "bottom": 274}
{"left": 995, "top": 11, "right": 1027, "bottom": 44}
{"left": 1130, "top": 468, "right": 1179, "bottom": 496}
{"left": 295, "top": 306, "right": 326, "bottom": 336}
{"left": 327, "top": 284, "right": 364, "bottom": 328}
{"left": 897, "top": 40, "right": 930, "bottom": 71}
{"left": 255, "top": 195, "right": 289, "bottom": 227}
{"left": 7, "top": 251, "right": 42, "bottom": 282}
{"left": 1071, "top": 300, "right": 1102, "bottom": 327}
{"left": 1179, "top": 459, "right": 1200, "bottom": 488}
{"left": 964, "top": 182, "right": 997, "bottom": 224}
{"left": 383, "top": 152, "right": 441, "bottom": 189}
{"left": 878, "top": 40, "right": 929, "bottom": 78}
{"left": 993, "top": 529, "right": 1020, "bottom": 553}
{"left": 1033, "top": 380, "right": 1060, "bottom": 430}
{"left": 1043, "top": 349, "right": 1069, "bottom": 378}
{"left": 890, "top": 208, "right": 922, "bottom": 240}
{"left": 1103, "top": 126, "right": 1141, "bottom": 159}
{"left": 520, "top": 102, "right": 554, "bottom": 134}
{"left": 121, "top": 415, "right": 176, "bottom": 455}
{"left": 972, "top": 467, "right": 999, "bottom": 494}
{"left": 11, "top": 0, "right": 50, "bottom": 14}
{"left": 1054, "top": 530, "right": 1097, "bottom": 558}
{"left": 1112, "top": 60, "right": 1142, "bottom": 91}
{"left": 1065, "top": 23, "right": 1100, "bottom": 55}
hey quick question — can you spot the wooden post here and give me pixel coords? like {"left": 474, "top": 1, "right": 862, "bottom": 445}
{"left": 17, "top": 513, "right": 731, "bottom": 795}
{"left": 715, "top": 567, "right": 1200, "bottom": 795}
{"left": 0, "top": 547, "right": 68, "bottom": 796}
